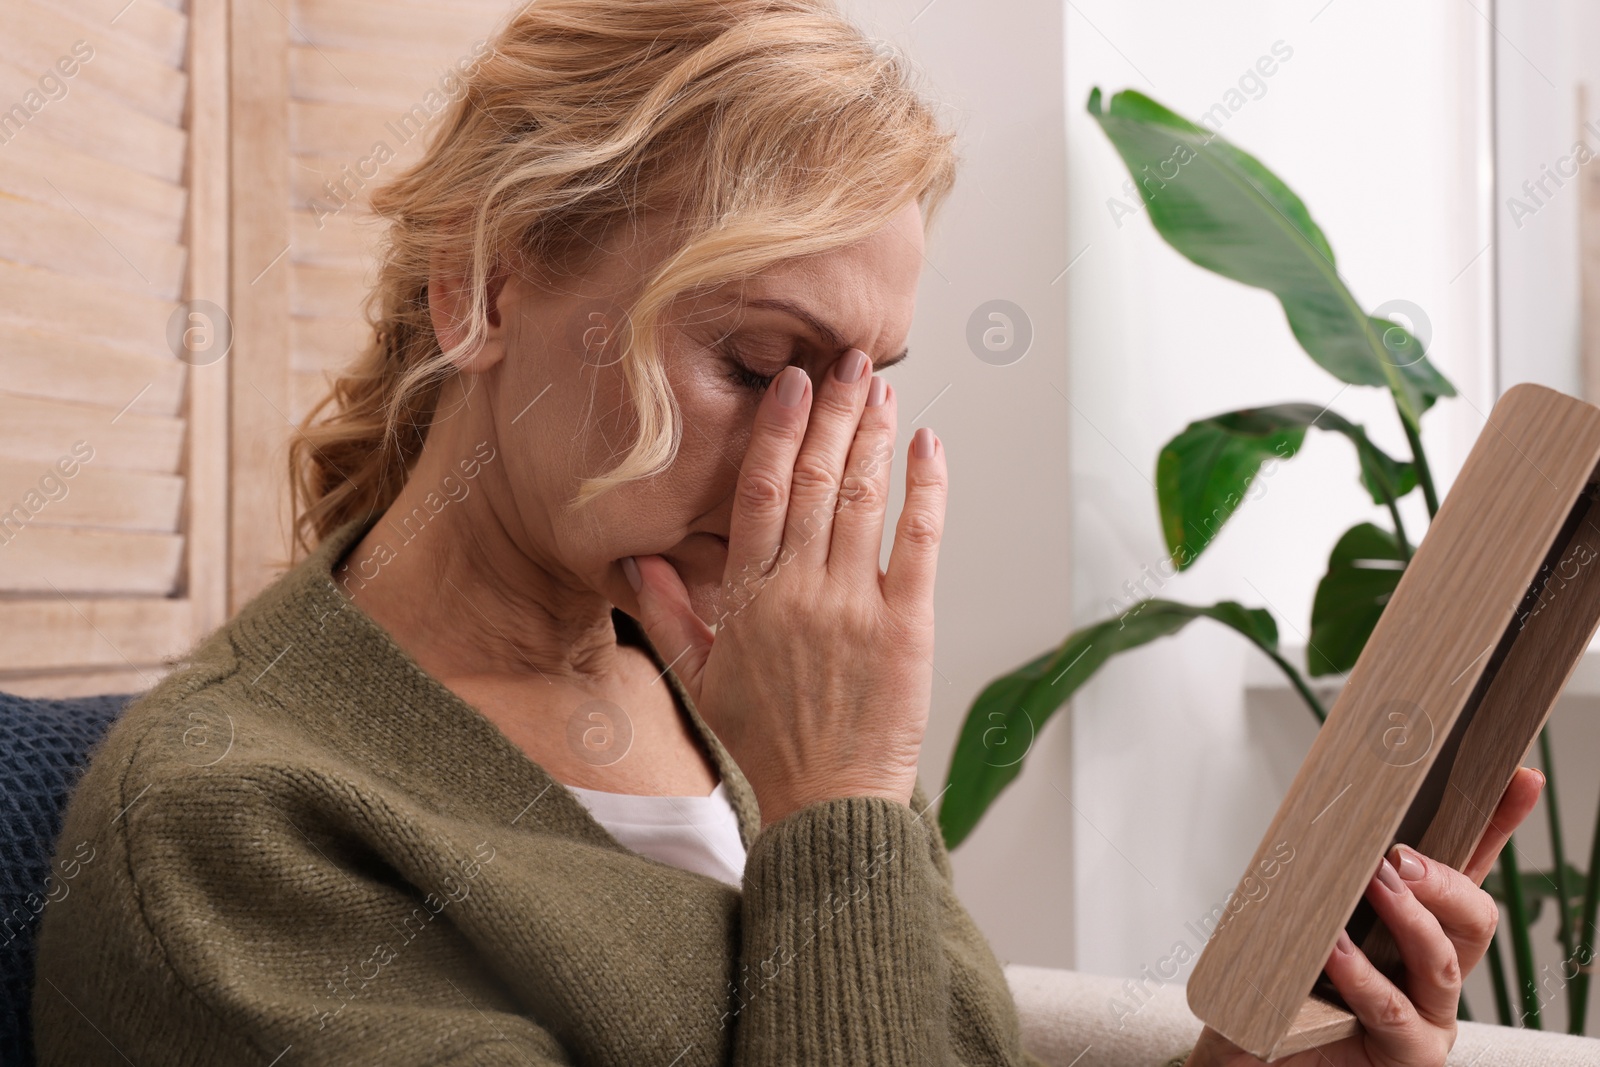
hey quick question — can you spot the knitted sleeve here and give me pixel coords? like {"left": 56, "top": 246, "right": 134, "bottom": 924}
{"left": 729, "top": 776, "right": 1036, "bottom": 1065}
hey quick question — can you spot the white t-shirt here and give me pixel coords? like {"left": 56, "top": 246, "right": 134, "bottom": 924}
{"left": 565, "top": 780, "right": 747, "bottom": 888}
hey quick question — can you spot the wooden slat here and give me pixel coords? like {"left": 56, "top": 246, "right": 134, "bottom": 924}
{"left": 290, "top": 151, "right": 398, "bottom": 215}
{"left": 290, "top": 205, "right": 379, "bottom": 269}
{"left": 0, "top": 259, "right": 176, "bottom": 356}
{"left": 0, "top": 191, "right": 187, "bottom": 299}
{"left": 0, "top": 395, "right": 185, "bottom": 473}
{"left": 293, "top": 0, "right": 497, "bottom": 58}
{"left": 0, "top": 135, "right": 186, "bottom": 243}
{"left": 185, "top": 0, "right": 231, "bottom": 638}
{"left": 0, "top": 321, "right": 184, "bottom": 416}
{"left": 0, "top": 666, "right": 165, "bottom": 699}
{"left": 33, "top": 0, "right": 189, "bottom": 68}
{"left": 290, "top": 98, "right": 444, "bottom": 161}
{"left": 3, "top": 0, "right": 188, "bottom": 123}
{"left": 357, "top": 0, "right": 511, "bottom": 8}
{"left": 0, "top": 57, "right": 187, "bottom": 182}
{"left": 289, "top": 42, "right": 478, "bottom": 109}
{"left": 362, "top": 0, "right": 511, "bottom": 8}
{"left": 291, "top": 262, "right": 367, "bottom": 319}
{"left": 292, "top": 313, "right": 368, "bottom": 374}
{"left": 231, "top": 0, "right": 296, "bottom": 608}
{"left": 0, "top": 597, "right": 191, "bottom": 672}
{"left": 291, "top": 368, "right": 333, "bottom": 424}
{"left": 0, "top": 526, "right": 184, "bottom": 596}
{"left": 0, "top": 457, "right": 183, "bottom": 532}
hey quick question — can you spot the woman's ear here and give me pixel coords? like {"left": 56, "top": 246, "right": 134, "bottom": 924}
{"left": 428, "top": 254, "right": 512, "bottom": 373}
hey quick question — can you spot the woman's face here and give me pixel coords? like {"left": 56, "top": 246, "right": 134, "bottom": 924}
{"left": 455, "top": 200, "right": 926, "bottom": 624}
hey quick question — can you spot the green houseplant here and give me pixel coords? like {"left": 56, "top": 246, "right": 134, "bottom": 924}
{"left": 940, "top": 86, "right": 1600, "bottom": 1033}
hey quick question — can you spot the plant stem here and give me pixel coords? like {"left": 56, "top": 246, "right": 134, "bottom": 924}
{"left": 1383, "top": 494, "right": 1413, "bottom": 563}
{"left": 1355, "top": 430, "right": 1413, "bottom": 560}
{"left": 1400, "top": 415, "right": 1440, "bottom": 519}
{"left": 1572, "top": 783, "right": 1600, "bottom": 1034}
{"left": 1487, "top": 930, "right": 1514, "bottom": 1026}
{"left": 1457, "top": 992, "right": 1473, "bottom": 1022}
{"left": 1537, "top": 730, "right": 1579, "bottom": 1028}
{"left": 1500, "top": 844, "right": 1542, "bottom": 1028}
{"left": 1258, "top": 644, "right": 1328, "bottom": 723}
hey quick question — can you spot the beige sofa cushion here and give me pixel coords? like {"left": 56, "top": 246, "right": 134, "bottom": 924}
{"left": 1005, "top": 964, "right": 1600, "bottom": 1067}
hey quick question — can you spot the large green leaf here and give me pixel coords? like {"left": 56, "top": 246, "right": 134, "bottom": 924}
{"left": 1353, "top": 433, "right": 1419, "bottom": 506}
{"left": 1087, "top": 88, "right": 1456, "bottom": 428}
{"left": 939, "top": 600, "right": 1280, "bottom": 847}
{"left": 1159, "top": 403, "right": 1417, "bottom": 569}
{"left": 1307, "top": 523, "right": 1406, "bottom": 676}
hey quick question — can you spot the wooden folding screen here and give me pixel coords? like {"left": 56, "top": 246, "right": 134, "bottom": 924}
{"left": 230, "top": 0, "right": 513, "bottom": 606}
{"left": 0, "top": 0, "right": 226, "bottom": 697}
{"left": 0, "top": 0, "right": 510, "bottom": 695}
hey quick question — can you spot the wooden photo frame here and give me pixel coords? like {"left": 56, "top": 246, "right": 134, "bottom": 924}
{"left": 1186, "top": 382, "right": 1600, "bottom": 1060}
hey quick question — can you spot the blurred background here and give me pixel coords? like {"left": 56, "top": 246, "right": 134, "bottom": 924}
{"left": 1, "top": 0, "right": 1596, "bottom": 1034}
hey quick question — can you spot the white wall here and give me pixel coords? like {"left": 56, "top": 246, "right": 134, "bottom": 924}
{"left": 839, "top": 0, "right": 1593, "bottom": 1033}
{"left": 837, "top": 0, "right": 1077, "bottom": 968}
{"left": 1495, "top": 0, "right": 1600, "bottom": 397}
{"left": 1063, "top": 0, "right": 1497, "bottom": 1008}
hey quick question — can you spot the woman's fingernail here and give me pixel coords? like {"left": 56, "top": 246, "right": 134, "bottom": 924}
{"left": 1335, "top": 930, "right": 1355, "bottom": 956}
{"left": 775, "top": 365, "right": 807, "bottom": 407}
{"left": 1376, "top": 856, "right": 1406, "bottom": 894}
{"left": 866, "top": 375, "right": 887, "bottom": 407}
{"left": 622, "top": 556, "right": 642, "bottom": 592}
{"left": 912, "top": 426, "right": 935, "bottom": 459}
{"left": 1390, "top": 844, "right": 1426, "bottom": 881}
{"left": 834, "top": 348, "right": 869, "bottom": 383}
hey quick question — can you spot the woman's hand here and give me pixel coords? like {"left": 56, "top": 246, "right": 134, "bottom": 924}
{"left": 625, "top": 349, "right": 945, "bottom": 827}
{"left": 1194, "top": 766, "right": 1545, "bottom": 1067}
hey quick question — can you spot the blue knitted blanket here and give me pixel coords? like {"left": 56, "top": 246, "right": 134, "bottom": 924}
{"left": 1, "top": 691, "right": 134, "bottom": 1066}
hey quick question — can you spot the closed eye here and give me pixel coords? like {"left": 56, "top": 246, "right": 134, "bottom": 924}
{"left": 716, "top": 338, "right": 786, "bottom": 394}
{"left": 718, "top": 336, "right": 908, "bottom": 396}
{"left": 726, "top": 359, "right": 777, "bottom": 393}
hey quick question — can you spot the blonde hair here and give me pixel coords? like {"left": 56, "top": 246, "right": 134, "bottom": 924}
{"left": 289, "top": 0, "right": 959, "bottom": 555}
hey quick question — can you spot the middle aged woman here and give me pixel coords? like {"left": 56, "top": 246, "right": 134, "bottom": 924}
{"left": 30, "top": 1, "right": 1541, "bottom": 1065}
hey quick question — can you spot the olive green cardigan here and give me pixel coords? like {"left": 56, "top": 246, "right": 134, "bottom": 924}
{"left": 32, "top": 516, "right": 1192, "bottom": 1065}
